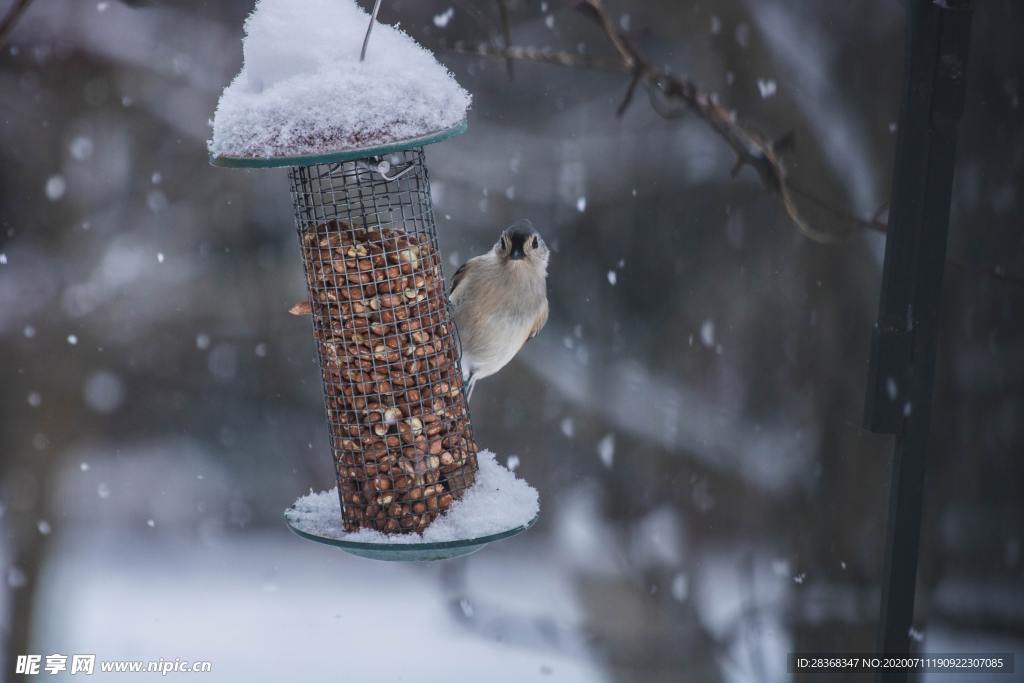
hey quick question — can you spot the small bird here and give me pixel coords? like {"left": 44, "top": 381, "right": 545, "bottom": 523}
{"left": 287, "top": 221, "right": 550, "bottom": 400}
{"left": 451, "top": 220, "right": 550, "bottom": 400}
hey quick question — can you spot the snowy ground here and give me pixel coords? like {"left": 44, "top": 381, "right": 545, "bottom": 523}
{"left": 31, "top": 528, "right": 603, "bottom": 682}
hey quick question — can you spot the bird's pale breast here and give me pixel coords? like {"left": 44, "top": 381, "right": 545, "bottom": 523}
{"left": 452, "top": 256, "right": 546, "bottom": 381}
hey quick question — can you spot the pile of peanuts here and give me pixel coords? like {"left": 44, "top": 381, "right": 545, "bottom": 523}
{"left": 301, "top": 219, "right": 478, "bottom": 533}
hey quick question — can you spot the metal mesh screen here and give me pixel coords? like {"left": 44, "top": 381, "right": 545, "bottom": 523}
{"left": 288, "top": 149, "right": 479, "bottom": 534}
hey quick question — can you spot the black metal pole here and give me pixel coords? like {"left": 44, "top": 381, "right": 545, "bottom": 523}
{"left": 864, "top": 1, "right": 972, "bottom": 681}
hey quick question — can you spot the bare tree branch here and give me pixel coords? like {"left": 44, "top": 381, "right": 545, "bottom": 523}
{"left": 440, "top": 1, "right": 1024, "bottom": 288}
{"left": 616, "top": 65, "right": 643, "bottom": 118}
{"left": 788, "top": 182, "right": 888, "bottom": 235}
{"left": 445, "top": 3, "right": 876, "bottom": 243}
{"left": 0, "top": 0, "right": 32, "bottom": 49}
{"left": 569, "top": 0, "right": 858, "bottom": 243}
{"left": 495, "top": 0, "right": 515, "bottom": 81}
{"left": 443, "top": 40, "right": 622, "bottom": 71}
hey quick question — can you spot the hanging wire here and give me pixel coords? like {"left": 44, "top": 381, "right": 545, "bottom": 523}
{"left": 354, "top": 157, "right": 418, "bottom": 182}
{"left": 360, "top": 0, "right": 383, "bottom": 62}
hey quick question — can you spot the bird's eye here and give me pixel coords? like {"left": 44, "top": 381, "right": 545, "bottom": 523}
{"left": 531, "top": 236, "right": 539, "bottom": 249}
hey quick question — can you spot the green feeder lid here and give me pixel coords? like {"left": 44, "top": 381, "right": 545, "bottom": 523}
{"left": 284, "top": 511, "right": 538, "bottom": 562}
{"left": 209, "top": 119, "right": 467, "bottom": 169}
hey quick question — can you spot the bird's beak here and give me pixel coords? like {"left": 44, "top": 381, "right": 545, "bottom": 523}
{"left": 508, "top": 233, "right": 527, "bottom": 260}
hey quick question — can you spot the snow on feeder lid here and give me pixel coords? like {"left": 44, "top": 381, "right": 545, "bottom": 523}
{"left": 209, "top": 0, "right": 538, "bottom": 560}
{"left": 208, "top": 0, "right": 470, "bottom": 166}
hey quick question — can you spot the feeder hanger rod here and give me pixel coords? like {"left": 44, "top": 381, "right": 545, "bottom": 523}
{"left": 863, "top": 1, "right": 972, "bottom": 681}
{"left": 360, "top": 0, "right": 383, "bottom": 62}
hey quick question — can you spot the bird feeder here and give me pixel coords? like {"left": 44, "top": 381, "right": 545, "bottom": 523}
{"left": 209, "top": 0, "right": 536, "bottom": 559}
{"left": 217, "top": 126, "right": 483, "bottom": 537}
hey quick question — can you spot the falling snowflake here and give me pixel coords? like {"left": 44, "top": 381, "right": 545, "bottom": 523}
{"left": 69, "top": 136, "right": 94, "bottom": 161}
{"left": 576, "top": 196, "right": 586, "bottom": 212}
{"left": 7, "top": 567, "right": 27, "bottom": 589}
{"left": 147, "top": 190, "right": 167, "bottom": 213}
{"left": 757, "top": 78, "right": 778, "bottom": 99}
{"left": 45, "top": 175, "right": 66, "bottom": 201}
{"left": 597, "top": 434, "right": 615, "bottom": 468}
{"left": 671, "top": 573, "right": 688, "bottom": 601}
{"left": 700, "top": 320, "right": 715, "bottom": 347}
{"left": 507, "top": 455, "right": 520, "bottom": 472}
{"left": 67, "top": 334, "right": 79, "bottom": 345}
{"left": 607, "top": 270, "right": 617, "bottom": 285}
{"left": 157, "top": 252, "right": 165, "bottom": 263}
{"left": 84, "top": 370, "right": 125, "bottom": 414}
{"left": 433, "top": 7, "right": 454, "bottom": 28}
{"left": 37, "top": 520, "right": 51, "bottom": 536}
{"left": 560, "top": 417, "right": 575, "bottom": 438}
{"left": 885, "top": 377, "right": 898, "bottom": 401}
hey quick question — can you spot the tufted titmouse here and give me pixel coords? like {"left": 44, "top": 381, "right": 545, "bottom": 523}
{"left": 450, "top": 220, "right": 550, "bottom": 400}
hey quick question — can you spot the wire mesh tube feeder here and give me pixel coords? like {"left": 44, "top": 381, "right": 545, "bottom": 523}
{"left": 208, "top": 0, "right": 537, "bottom": 560}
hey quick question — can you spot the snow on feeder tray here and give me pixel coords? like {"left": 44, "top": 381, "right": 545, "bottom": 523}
{"left": 208, "top": 0, "right": 538, "bottom": 560}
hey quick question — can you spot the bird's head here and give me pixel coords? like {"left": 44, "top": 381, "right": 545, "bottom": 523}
{"left": 494, "top": 219, "right": 549, "bottom": 272}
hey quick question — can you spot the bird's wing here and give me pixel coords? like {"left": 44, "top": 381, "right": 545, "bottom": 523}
{"left": 450, "top": 261, "right": 470, "bottom": 298}
{"left": 521, "top": 299, "right": 549, "bottom": 350}
{"left": 530, "top": 301, "right": 549, "bottom": 338}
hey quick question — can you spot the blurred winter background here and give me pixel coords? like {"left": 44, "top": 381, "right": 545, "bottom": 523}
{"left": 1, "top": 0, "right": 1022, "bottom": 681}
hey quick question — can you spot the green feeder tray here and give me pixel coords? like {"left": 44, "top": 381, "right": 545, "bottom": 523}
{"left": 209, "top": 119, "right": 468, "bottom": 168}
{"left": 284, "top": 512, "right": 539, "bottom": 562}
